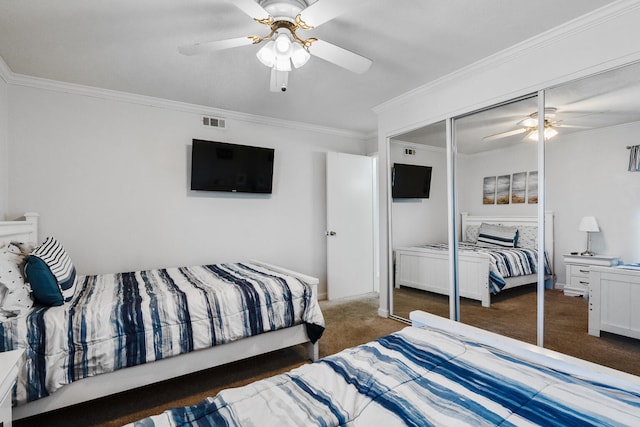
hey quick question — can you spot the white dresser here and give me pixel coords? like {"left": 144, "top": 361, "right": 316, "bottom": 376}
{"left": 589, "top": 266, "right": 640, "bottom": 339}
{"left": 0, "top": 350, "right": 23, "bottom": 427}
{"left": 563, "top": 254, "right": 619, "bottom": 297}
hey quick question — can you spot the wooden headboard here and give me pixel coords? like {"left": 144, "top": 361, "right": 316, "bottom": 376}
{"left": 460, "top": 211, "right": 555, "bottom": 273}
{"left": 0, "top": 213, "right": 39, "bottom": 247}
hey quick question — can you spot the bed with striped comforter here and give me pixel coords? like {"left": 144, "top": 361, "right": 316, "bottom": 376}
{"left": 132, "top": 324, "right": 640, "bottom": 427}
{"left": 420, "top": 243, "right": 550, "bottom": 294}
{"left": 0, "top": 262, "right": 325, "bottom": 406}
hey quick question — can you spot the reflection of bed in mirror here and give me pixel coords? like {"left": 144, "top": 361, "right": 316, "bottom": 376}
{"left": 394, "top": 212, "right": 554, "bottom": 307}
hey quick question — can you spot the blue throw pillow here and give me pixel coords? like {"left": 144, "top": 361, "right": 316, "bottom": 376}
{"left": 24, "top": 237, "right": 77, "bottom": 306}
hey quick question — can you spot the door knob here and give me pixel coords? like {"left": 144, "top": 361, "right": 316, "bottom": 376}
{"left": 326, "top": 231, "right": 336, "bottom": 236}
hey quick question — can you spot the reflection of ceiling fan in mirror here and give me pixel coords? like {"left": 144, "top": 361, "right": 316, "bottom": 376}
{"left": 179, "top": 0, "right": 372, "bottom": 92}
{"left": 482, "top": 107, "right": 588, "bottom": 142}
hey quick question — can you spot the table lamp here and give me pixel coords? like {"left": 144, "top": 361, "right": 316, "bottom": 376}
{"left": 579, "top": 216, "right": 600, "bottom": 256}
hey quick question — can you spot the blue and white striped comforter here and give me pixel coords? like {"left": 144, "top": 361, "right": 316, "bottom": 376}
{"left": 132, "top": 326, "right": 640, "bottom": 427}
{"left": 421, "top": 243, "right": 551, "bottom": 294}
{"left": 0, "top": 262, "right": 325, "bottom": 406}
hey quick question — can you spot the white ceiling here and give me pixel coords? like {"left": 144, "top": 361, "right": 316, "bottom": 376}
{"left": 0, "top": 0, "right": 617, "bottom": 135}
{"left": 395, "top": 61, "right": 640, "bottom": 153}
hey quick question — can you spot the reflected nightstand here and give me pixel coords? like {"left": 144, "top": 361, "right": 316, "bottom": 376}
{"left": 563, "top": 254, "right": 619, "bottom": 297}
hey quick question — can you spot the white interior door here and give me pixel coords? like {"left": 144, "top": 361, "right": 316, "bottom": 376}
{"left": 326, "top": 152, "right": 374, "bottom": 300}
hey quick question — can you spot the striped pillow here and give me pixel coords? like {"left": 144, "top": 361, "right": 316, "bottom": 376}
{"left": 25, "top": 237, "right": 77, "bottom": 306}
{"left": 477, "top": 223, "right": 518, "bottom": 248}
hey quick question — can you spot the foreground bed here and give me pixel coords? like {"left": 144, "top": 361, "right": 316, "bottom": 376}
{"left": 131, "top": 310, "right": 640, "bottom": 426}
{"left": 395, "top": 212, "right": 554, "bottom": 307}
{"left": 0, "top": 214, "right": 324, "bottom": 420}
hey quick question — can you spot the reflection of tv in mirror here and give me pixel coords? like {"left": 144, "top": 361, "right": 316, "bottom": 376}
{"left": 392, "top": 163, "right": 432, "bottom": 199}
{"left": 191, "top": 139, "right": 274, "bottom": 194}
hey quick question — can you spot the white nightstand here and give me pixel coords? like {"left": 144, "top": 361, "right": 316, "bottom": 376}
{"left": 563, "top": 254, "right": 619, "bottom": 297}
{"left": 0, "top": 350, "right": 23, "bottom": 427}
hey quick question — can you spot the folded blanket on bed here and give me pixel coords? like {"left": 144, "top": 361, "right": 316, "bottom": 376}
{"left": 0, "top": 262, "right": 324, "bottom": 406}
{"left": 420, "top": 243, "right": 551, "bottom": 294}
{"left": 129, "top": 325, "right": 640, "bottom": 427}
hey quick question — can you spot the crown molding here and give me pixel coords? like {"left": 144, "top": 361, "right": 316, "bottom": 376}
{"left": 2, "top": 61, "right": 368, "bottom": 141}
{"left": 374, "top": 0, "right": 640, "bottom": 115}
{"left": 0, "top": 56, "right": 11, "bottom": 84}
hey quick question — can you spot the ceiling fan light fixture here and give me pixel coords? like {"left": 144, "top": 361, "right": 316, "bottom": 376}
{"left": 270, "top": 68, "right": 289, "bottom": 92}
{"left": 290, "top": 43, "right": 310, "bottom": 68}
{"left": 275, "top": 55, "right": 292, "bottom": 71}
{"left": 274, "top": 33, "right": 291, "bottom": 54}
{"left": 256, "top": 40, "right": 277, "bottom": 67}
{"left": 527, "top": 127, "right": 558, "bottom": 141}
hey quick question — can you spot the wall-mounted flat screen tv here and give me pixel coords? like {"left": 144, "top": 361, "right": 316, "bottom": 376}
{"left": 191, "top": 139, "right": 275, "bottom": 193}
{"left": 392, "top": 163, "right": 432, "bottom": 199}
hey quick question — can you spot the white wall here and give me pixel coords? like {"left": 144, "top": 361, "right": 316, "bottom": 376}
{"left": 547, "top": 122, "right": 640, "bottom": 281}
{"left": 374, "top": 1, "right": 640, "bottom": 316}
{"left": 457, "top": 144, "right": 538, "bottom": 217}
{"left": 390, "top": 142, "right": 447, "bottom": 248}
{"left": 0, "top": 70, "right": 8, "bottom": 219}
{"left": 6, "top": 83, "right": 367, "bottom": 298}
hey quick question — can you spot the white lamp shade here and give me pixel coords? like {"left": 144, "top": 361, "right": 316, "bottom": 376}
{"left": 275, "top": 56, "right": 291, "bottom": 71}
{"left": 527, "top": 127, "right": 558, "bottom": 141}
{"left": 290, "top": 43, "right": 310, "bottom": 68}
{"left": 256, "top": 40, "right": 276, "bottom": 67}
{"left": 274, "top": 33, "right": 291, "bottom": 55}
{"left": 579, "top": 216, "right": 600, "bottom": 232}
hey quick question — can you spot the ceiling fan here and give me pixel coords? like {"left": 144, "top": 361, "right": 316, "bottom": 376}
{"left": 179, "top": 0, "right": 372, "bottom": 92}
{"left": 482, "top": 107, "right": 587, "bottom": 142}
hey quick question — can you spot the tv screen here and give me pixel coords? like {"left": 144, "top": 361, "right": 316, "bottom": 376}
{"left": 392, "top": 163, "right": 432, "bottom": 199}
{"left": 191, "top": 139, "right": 275, "bottom": 193}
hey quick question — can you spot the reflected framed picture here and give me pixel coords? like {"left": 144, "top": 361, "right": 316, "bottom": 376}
{"left": 496, "top": 175, "right": 511, "bottom": 204}
{"left": 511, "top": 172, "right": 526, "bottom": 204}
{"left": 483, "top": 176, "right": 496, "bottom": 204}
{"left": 527, "top": 171, "right": 538, "bottom": 204}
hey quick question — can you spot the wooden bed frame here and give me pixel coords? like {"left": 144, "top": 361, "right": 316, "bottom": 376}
{"left": 395, "top": 212, "right": 554, "bottom": 307}
{"left": 0, "top": 214, "right": 320, "bottom": 420}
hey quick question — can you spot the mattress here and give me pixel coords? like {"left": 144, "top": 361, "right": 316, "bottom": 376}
{"left": 0, "top": 262, "right": 325, "bottom": 406}
{"left": 130, "top": 325, "right": 640, "bottom": 426}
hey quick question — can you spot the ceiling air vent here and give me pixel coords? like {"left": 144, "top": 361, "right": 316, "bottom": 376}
{"left": 201, "top": 115, "right": 226, "bottom": 129}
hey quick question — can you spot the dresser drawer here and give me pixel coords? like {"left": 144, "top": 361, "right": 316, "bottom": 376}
{"left": 568, "top": 264, "right": 590, "bottom": 279}
{"left": 569, "top": 275, "right": 590, "bottom": 289}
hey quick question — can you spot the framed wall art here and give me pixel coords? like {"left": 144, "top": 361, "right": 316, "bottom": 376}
{"left": 496, "top": 175, "right": 511, "bottom": 205}
{"left": 483, "top": 176, "right": 496, "bottom": 204}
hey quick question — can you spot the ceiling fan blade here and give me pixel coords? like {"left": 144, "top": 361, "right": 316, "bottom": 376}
{"left": 229, "top": 0, "right": 270, "bottom": 21}
{"left": 482, "top": 128, "right": 527, "bottom": 141}
{"left": 178, "top": 37, "right": 255, "bottom": 56}
{"left": 298, "top": 0, "right": 367, "bottom": 28}
{"left": 554, "top": 124, "right": 591, "bottom": 129}
{"left": 308, "top": 39, "right": 372, "bottom": 74}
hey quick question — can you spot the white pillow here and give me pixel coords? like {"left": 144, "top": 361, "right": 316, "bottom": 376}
{"left": 517, "top": 225, "right": 538, "bottom": 249}
{"left": 464, "top": 225, "right": 480, "bottom": 243}
{"left": 0, "top": 242, "right": 34, "bottom": 318}
{"left": 477, "top": 223, "right": 518, "bottom": 248}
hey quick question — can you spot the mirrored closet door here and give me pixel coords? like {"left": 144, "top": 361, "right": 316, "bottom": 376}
{"left": 543, "top": 61, "right": 640, "bottom": 353}
{"left": 452, "top": 95, "right": 542, "bottom": 343}
{"left": 389, "top": 121, "right": 450, "bottom": 321}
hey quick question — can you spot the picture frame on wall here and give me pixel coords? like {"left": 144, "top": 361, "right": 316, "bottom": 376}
{"left": 511, "top": 172, "right": 526, "bottom": 204}
{"left": 496, "top": 175, "right": 511, "bottom": 204}
{"left": 527, "top": 171, "right": 538, "bottom": 204}
{"left": 483, "top": 176, "right": 496, "bottom": 204}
